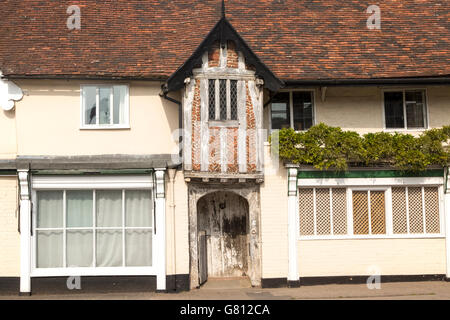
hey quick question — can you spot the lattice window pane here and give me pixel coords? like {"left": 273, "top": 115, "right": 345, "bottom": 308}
{"left": 298, "top": 188, "right": 314, "bottom": 236}
{"left": 230, "top": 80, "right": 237, "bottom": 120}
{"left": 219, "top": 79, "right": 227, "bottom": 120}
{"left": 332, "top": 188, "right": 347, "bottom": 235}
{"left": 392, "top": 187, "right": 408, "bottom": 234}
{"left": 370, "top": 191, "right": 386, "bottom": 234}
{"left": 208, "top": 79, "right": 216, "bottom": 120}
{"left": 424, "top": 187, "right": 440, "bottom": 233}
{"left": 353, "top": 191, "right": 369, "bottom": 235}
{"left": 408, "top": 187, "right": 424, "bottom": 233}
{"left": 316, "top": 188, "right": 331, "bottom": 235}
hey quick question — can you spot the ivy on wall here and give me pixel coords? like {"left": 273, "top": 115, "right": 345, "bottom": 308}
{"left": 274, "top": 123, "right": 450, "bottom": 172}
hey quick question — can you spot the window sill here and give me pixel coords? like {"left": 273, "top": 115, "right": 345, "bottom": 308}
{"left": 31, "top": 266, "right": 156, "bottom": 277}
{"left": 298, "top": 234, "right": 444, "bottom": 241}
{"left": 208, "top": 120, "right": 239, "bottom": 128}
{"left": 383, "top": 128, "right": 428, "bottom": 133}
{"left": 80, "top": 125, "right": 131, "bottom": 130}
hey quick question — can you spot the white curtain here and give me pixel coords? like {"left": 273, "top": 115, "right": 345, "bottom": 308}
{"left": 96, "top": 190, "right": 122, "bottom": 227}
{"left": 37, "top": 231, "right": 63, "bottom": 268}
{"left": 36, "top": 189, "right": 153, "bottom": 269}
{"left": 37, "top": 191, "right": 63, "bottom": 228}
{"left": 113, "top": 85, "right": 126, "bottom": 125}
{"left": 96, "top": 229, "right": 123, "bottom": 267}
{"left": 99, "top": 87, "right": 111, "bottom": 124}
{"left": 125, "top": 190, "right": 152, "bottom": 227}
{"left": 126, "top": 229, "right": 152, "bottom": 266}
{"left": 66, "top": 230, "right": 93, "bottom": 267}
{"left": 66, "top": 190, "right": 93, "bottom": 228}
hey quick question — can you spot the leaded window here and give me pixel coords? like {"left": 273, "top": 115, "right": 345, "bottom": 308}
{"left": 208, "top": 79, "right": 239, "bottom": 121}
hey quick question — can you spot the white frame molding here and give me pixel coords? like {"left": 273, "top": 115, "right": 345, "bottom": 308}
{"left": 80, "top": 84, "right": 130, "bottom": 130}
{"left": 29, "top": 174, "right": 166, "bottom": 290}
{"left": 19, "top": 170, "right": 32, "bottom": 294}
{"left": 381, "top": 88, "right": 429, "bottom": 131}
{"left": 296, "top": 177, "right": 445, "bottom": 241}
{"left": 269, "top": 88, "right": 316, "bottom": 132}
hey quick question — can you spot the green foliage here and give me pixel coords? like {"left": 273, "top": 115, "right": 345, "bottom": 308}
{"left": 275, "top": 123, "right": 450, "bottom": 172}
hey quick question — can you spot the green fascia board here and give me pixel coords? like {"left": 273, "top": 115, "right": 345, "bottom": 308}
{"left": 0, "top": 170, "right": 16, "bottom": 176}
{"left": 297, "top": 169, "right": 444, "bottom": 179}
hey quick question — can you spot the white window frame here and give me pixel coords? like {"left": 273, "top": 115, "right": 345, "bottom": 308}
{"left": 30, "top": 175, "right": 156, "bottom": 277}
{"left": 297, "top": 177, "right": 444, "bottom": 240}
{"left": 382, "top": 88, "right": 429, "bottom": 131}
{"left": 80, "top": 84, "right": 130, "bottom": 130}
{"left": 269, "top": 89, "right": 316, "bottom": 132}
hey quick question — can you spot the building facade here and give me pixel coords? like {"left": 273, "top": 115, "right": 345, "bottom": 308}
{"left": 0, "top": 0, "right": 449, "bottom": 294}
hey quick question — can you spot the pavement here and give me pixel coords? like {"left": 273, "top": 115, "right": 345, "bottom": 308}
{"left": 1, "top": 280, "right": 450, "bottom": 300}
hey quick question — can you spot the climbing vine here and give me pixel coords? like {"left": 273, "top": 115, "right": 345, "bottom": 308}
{"left": 273, "top": 123, "right": 450, "bottom": 172}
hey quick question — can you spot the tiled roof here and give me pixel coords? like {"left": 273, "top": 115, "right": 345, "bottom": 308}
{"left": 1, "top": 0, "right": 449, "bottom": 81}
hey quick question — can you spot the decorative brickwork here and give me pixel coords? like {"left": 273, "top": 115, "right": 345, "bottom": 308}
{"left": 226, "top": 128, "right": 239, "bottom": 173}
{"left": 246, "top": 82, "right": 256, "bottom": 173}
{"left": 208, "top": 127, "right": 221, "bottom": 172}
{"left": 208, "top": 41, "right": 220, "bottom": 68}
{"left": 226, "top": 41, "right": 238, "bottom": 69}
{"left": 191, "top": 79, "right": 201, "bottom": 171}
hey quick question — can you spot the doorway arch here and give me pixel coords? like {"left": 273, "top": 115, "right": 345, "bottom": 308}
{"left": 197, "top": 191, "right": 249, "bottom": 282}
{"left": 188, "top": 184, "right": 261, "bottom": 289}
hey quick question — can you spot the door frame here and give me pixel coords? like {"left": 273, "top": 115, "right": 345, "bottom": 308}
{"left": 188, "top": 183, "right": 261, "bottom": 289}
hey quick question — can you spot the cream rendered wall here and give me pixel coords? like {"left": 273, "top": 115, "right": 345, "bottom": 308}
{"left": 260, "top": 144, "right": 289, "bottom": 279}
{"left": 14, "top": 80, "right": 179, "bottom": 156}
{"left": 0, "top": 109, "right": 17, "bottom": 159}
{"left": 165, "top": 170, "right": 190, "bottom": 276}
{"left": 0, "top": 176, "right": 19, "bottom": 277}
{"left": 263, "top": 85, "right": 450, "bottom": 136}
{"left": 427, "top": 86, "right": 450, "bottom": 129}
{"left": 315, "top": 85, "right": 450, "bottom": 135}
{"left": 298, "top": 238, "right": 446, "bottom": 277}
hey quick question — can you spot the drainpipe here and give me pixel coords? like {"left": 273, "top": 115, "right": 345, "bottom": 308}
{"left": 160, "top": 90, "right": 183, "bottom": 161}
{"left": 168, "top": 168, "right": 177, "bottom": 290}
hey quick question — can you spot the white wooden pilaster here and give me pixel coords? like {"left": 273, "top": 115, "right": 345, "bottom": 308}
{"left": 445, "top": 168, "right": 450, "bottom": 279}
{"left": 287, "top": 168, "right": 299, "bottom": 283}
{"left": 154, "top": 169, "right": 166, "bottom": 291}
{"left": 18, "top": 169, "right": 31, "bottom": 295}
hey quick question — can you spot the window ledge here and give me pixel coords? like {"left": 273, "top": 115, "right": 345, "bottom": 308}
{"left": 80, "top": 125, "right": 131, "bottom": 130}
{"left": 383, "top": 128, "right": 428, "bottom": 132}
{"left": 208, "top": 120, "right": 239, "bottom": 128}
{"left": 298, "top": 234, "right": 444, "bottom": 241}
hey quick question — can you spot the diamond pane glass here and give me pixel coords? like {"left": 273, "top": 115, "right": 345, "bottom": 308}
{"left": 408, "top": 187, "right": 424, "bottom": 233}
{"left": 219, "top": 79, "right": 227, "bottom": 120}
{"left": 353, "top": 191, "right": 369, "bottom": 235}
{"left": 370, "top": 191, "right": 386, "bottom": 234}
{"left": 332, "top": 188, "right": 347, "bottom": 235}
{"left": 298, "top": 188, "right": 314, "bottom": 236}
{"left": 230, "top": 80, "right": 237, "bottom": 120}
{"left": 208, "top": 79, "right": 216, "bottom": 120}
{"left": 315, "top": 188, "right": 331, "bottom": 235}
{"left": 392, "top": 187, "right": 408, "bottom": 234}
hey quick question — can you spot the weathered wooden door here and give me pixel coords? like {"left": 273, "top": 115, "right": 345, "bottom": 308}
{"left": 197, "top": 192, "right": 249, "bottom": 278}
{"left": 198, "top": 231, "right": 208, "bottom": 285}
